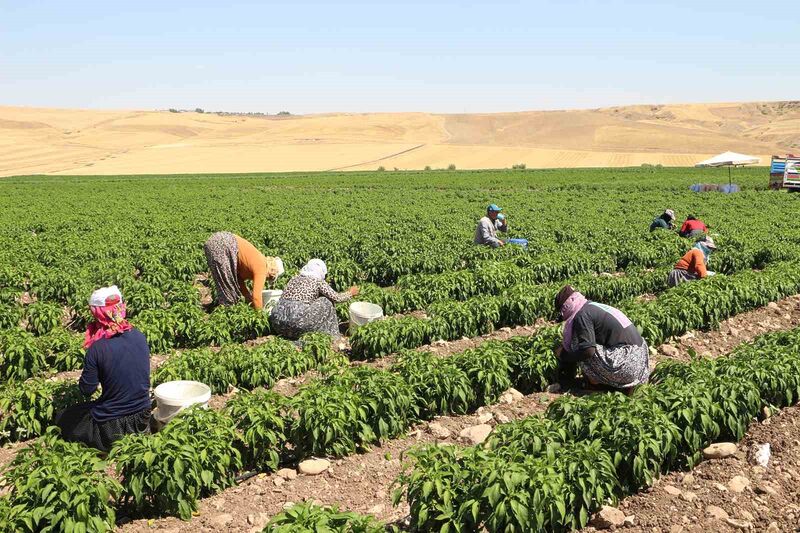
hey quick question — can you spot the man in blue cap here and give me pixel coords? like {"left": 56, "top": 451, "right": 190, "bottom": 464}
{"left": 474, "top": 203, "right": 508, "bottom": 247}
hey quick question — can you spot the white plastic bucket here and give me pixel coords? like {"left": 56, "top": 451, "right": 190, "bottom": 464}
{"left": 349, "top": 301, "right": 384, "bottom": 332}
{"left": 262, "top": 289, "right": 283, "bottom": 312}
{"left": 153, "top": 380, "right": 212, "bottom": 424}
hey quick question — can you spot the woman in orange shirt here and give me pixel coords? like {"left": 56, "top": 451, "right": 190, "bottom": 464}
{"left": 667, "top": 236, "right": 717, "bottom": 287}
{"left": 203, "top": 232, "right": 284, "bottom": 310}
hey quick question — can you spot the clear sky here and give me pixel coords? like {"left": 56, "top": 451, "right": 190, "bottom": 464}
{"left": 1, "top": 0, "right": 797, "bottom": 114}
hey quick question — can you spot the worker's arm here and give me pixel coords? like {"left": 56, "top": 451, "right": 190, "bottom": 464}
{"left": 319, "top": 281, "right": 352, "bottom": 304}
{"left": 78, "top": 348, "right": 100, "bottom": 396}
{"left": 496, "top": 219, "right": 509, "bottom": 233}
{"left": 250, "top": 270, "right": 266, "bottom": 310}
{"left": 692, "top": 249, "right": 708, "bottom": 278}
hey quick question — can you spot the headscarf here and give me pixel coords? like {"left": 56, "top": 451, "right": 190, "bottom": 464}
{"left": 84, "top": 285, "right": 133, "bottom": 349}
{"left": 556, "top": 286, "right": 589, "bottom": 351}
{"left": 299, "top": 258, "right": 327, "bottom": 281}
{"left": 266, "top": 257, "right": 285, "bottom": 281}
{"left": 693, "top": 236, "right": 716, "bottom": 264}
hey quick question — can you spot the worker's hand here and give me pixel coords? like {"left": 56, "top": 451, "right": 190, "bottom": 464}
{"left": 498, "top": 240, "right": 505, "bottom": 246}
{"left": 348, "top": 286, "right": 360, "bottom": 297}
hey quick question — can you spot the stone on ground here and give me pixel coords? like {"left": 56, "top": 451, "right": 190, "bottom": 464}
{"left": 459, "top": 424, "right": 492, "bottom": 444}
{"left": 663, "top": 484, "right": 682, "bottom": 496}
{"left": 705, "top": 505, "right": 729, "bottom": 520}
{"left": 727, "top": 475, "right": 750, "bottom": 493}
{"left": 702, "top": 442, "right": 737, "bottom": 459}
{"left": 590, "top": 505, "right": 626, "bottom": 529}
{"left": 427, "top": 422, "right": 451, "bottom": 439}
{"left": 277, "top": 467, "right": 298, "bottom": 480}
{"left": 298, "top": 458, "right": 331, "bottom": 475}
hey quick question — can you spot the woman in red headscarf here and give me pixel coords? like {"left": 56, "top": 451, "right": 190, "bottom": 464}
{"left": 55, "top": 285, "right": 152, "bottom": 452}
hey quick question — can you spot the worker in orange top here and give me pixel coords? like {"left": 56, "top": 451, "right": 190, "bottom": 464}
{"left": 667, "top": 236, "right": 717, "bottom": 287}
{"left": 203, "top": 232, "right": 284, "bottom": 310}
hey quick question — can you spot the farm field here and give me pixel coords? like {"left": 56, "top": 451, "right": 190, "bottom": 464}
{"left": 2, "top": 167, "right": 800, "bottom": 532}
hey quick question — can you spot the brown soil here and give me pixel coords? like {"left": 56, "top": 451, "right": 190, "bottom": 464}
{"left": 118, "top": 388, "right": 559, "bottom": 532}
{"left": 651, "top": 295, "right": 800, "bottom": 366}
{"left": 582, "top": 406, "right": 800, "bottom": 533}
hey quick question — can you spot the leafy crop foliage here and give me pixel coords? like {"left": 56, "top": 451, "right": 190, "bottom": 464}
{"left": 110, "top": 407, "right": 241, "bottom": 520}
{"left": 263, "top": 501, "right": 384, "bottom": 533}
{"left": 0, "top": 428, "right": 122, "bottom": 532}
{"left": 396, "top": 326, "right": 800, "bottom": 531}
{"left": 0, "top": 378, "right": 84, "bottom": 443}
{"left": 2, "top": 167, "right": 797, "bottom": 379}
{"left": 4, "top": 167, "right": 800, "bottom": 527}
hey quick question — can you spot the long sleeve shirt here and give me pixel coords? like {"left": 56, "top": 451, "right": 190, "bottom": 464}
{"left": 235, "top": 235, "right": 268, "bottom": 310}
{"left": 562, "top": 303, "right": 643, "bottom": 362}
{"left": 280, "top": 275, "right": 352, "bottom": 304}
{"left": 649, "top": 217, "right": 673, "bottom": 231}
{"left": 679, "top": 219, "right": 707, "bottom": 237}
{"left": 674, "top": 248, "right": 708, "bottom": 278}
{"left": 474, "top": 217, "right": 508, "bottom": 247}
{"left": 79, "top": 329, "right": 151, "bottom": 422}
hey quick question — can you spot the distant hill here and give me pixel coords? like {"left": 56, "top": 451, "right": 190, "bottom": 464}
{"left": 1, "top": 101, "right": 798, "bottom": 176}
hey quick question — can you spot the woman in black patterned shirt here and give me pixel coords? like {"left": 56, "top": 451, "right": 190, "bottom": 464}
{"left": 270, "top": 259, "right": 359, "bottom": 339}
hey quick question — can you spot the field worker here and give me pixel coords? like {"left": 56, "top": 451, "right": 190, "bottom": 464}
{"left": 667, "top": 236, "right": 717, "bottom": 287}
{"left": 55, "top": 286, "right": 151, "bottom": 452}
{"left": 678, "top": 215, "right": 708, "bottom": 238}
{"left": 270, "top": 259, "right": 359, "bottom": 339}
{"left": 649, "top": 209, "right": 676, "bottom": 231}
{"left": 474, "top": 204, "right": 508, "bottom": 247}
{"left": 203, "top": 231, "right": 284, "bottom": 310}
{"left": 553, "top": 285, "right": 650, "bottom": 393}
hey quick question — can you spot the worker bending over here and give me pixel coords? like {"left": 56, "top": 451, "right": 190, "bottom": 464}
{"left": 553, "top": 285, "right": 650, "bottom": 393}
{"left": 270, "top": 259, "right": 358, "bottom": 339}
{"left": 56, "top": 286, "right": 151, "bottom": 452}
{"left": 650, "top": 209, "right": 676, "bottom": 231}
{"left": 474, "top": 204, "right": 508, "bottom": 247}
{"left": 204, "top": 232, "right": 284, "bottom": 310}
{"left": 678, "top": 215, "right": 708, "bottom": 238}
{"left": 667, "top": 236, "right": 717, "bottom": 287}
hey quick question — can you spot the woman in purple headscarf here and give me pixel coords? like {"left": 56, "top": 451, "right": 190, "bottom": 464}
{"left": 553, "top": 285, "right": 650, "bottom": 392}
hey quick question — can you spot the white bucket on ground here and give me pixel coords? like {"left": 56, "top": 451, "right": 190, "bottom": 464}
{"left": 262, "top": 289, "right": 283, "bottom": 312}
{"left": 349, "top": 301, "right": 384, "bottom": 332}
{"left": 153, "top": 380, "right": 212, "bottom": 424}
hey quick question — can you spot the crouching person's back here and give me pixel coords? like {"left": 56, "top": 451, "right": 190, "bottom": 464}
{"left": 56, "top": 286, "right": 151, "bottom": 452}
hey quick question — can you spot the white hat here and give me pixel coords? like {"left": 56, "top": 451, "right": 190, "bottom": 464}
{"left": 700, "top": 236, "right": 717, "bottom": 249}
{"left": 89, "top": 285, "right": 123, "bottom": 307}
{"left": 664, "top": 209, "right": 675, "bottom": 220}
{"left": 273, "top": 257, "right": 285, "bottom": 279}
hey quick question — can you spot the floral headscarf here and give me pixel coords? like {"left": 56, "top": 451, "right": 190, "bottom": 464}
{"left": 84, "top": 286, "right": 133, "bottom": 349}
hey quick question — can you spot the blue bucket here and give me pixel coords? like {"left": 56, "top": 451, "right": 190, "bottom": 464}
{"left": 508, "top": 238, "right": 528, "bottom": 249}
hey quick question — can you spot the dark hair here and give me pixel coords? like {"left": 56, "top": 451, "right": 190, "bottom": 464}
{"left": 687, "top": 215, "right": 697, "bottom": 221}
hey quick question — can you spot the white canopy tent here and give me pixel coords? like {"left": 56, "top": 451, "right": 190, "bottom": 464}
{"left": 695, "top": 151, "right": 761, "bottom": 186}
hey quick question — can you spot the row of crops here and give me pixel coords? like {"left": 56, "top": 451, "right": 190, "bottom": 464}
{"left": 0, "top": 237, "right": 794, "bottom": 381}
{"left": 4, "top": 256, "right": 800, "bottom": 530}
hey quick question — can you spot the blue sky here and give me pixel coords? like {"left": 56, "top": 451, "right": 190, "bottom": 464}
{"left": 1, "top": 0, "right": 797, "bottom": 114}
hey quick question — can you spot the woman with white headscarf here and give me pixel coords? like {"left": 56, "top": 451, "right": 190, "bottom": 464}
{"left": 270, "top": 259, "right": 359, "bottom": 338}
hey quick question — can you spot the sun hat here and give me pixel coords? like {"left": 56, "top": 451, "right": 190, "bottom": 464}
{"left": 88, "top": 285, "right": 123, "bottom": 307}
{"left": 487, "top": 204, "right": 503, "bottom": 212}
{"left": 664, "top": 209, "right": 675, "bottom": 220}
{"left": 699, "top": 236, "right": 717, "bottom": 249}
